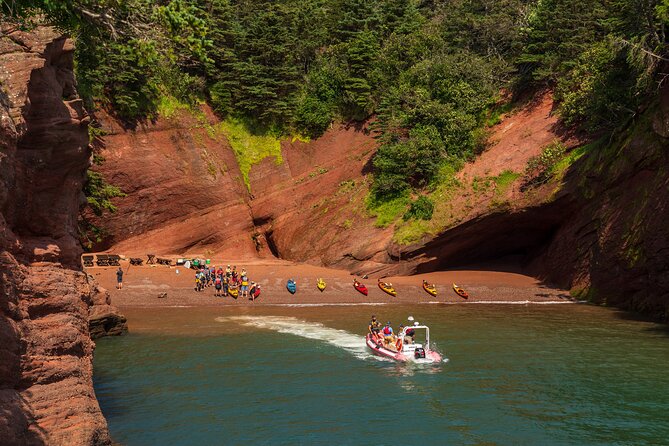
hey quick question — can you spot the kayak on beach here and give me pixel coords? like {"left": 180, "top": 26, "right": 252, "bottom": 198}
{"left": 353, "top": 279, "right": 368, "bottom": 296}
{"left": 366, "top": 316, "right": 442, "bottom": 363}
{"left": 287, "top": 279, "right": 297, "bottom": 294}
{"left": 423, "top": 280, "right": 437, "bottom": 297}
{"left": 453, "top": 283, "right": 469, "bottom": 299}
{"left": 378, "top": 279, "right": 397, "bottom": 296}
{"left": 228, "top": 284, "right": 239, "bottom": 298}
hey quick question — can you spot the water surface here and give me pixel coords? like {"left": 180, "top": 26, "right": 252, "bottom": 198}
{"left": 94, "top": 304, "right": 669, "bottom": 445}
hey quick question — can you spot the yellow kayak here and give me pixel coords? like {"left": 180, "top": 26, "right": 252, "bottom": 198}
{"left": 378, "top": 280, "right": 397, "bottom": 296}
{"left": 317, "top": 278, "right": 326, "bottom": 292}
{"left": 422, "top": 280, "right": 437, "bottom": 297}
{"left": 453, "top": 283, "right": 469, "bottom": 299}
{"left": 228, "top": 285, "right": 239, "bottom": 298}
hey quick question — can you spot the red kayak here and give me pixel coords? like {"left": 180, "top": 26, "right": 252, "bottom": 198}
{"left": 353, "top": 280, "right": 368, "bottom": 296}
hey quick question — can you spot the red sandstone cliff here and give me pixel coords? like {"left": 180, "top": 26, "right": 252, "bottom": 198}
{"left": 88, "top": 108, "right": 390, "bottom": 265}
{"left": 88, "top": 80, "right": 669, "bottom": 320}
{"left": 0, "top": 25, "right": 126, "bottom": 445}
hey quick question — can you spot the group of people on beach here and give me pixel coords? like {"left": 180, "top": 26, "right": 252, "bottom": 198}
{"left": 194, "top": 265, "right": 260, "bottom": 300}
{"left": 368, "top": 315, "right": 414, "bottom": 351}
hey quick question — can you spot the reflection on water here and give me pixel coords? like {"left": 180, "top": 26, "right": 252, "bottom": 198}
{"left": 95, "top": 304, "right": 669, "bottom": 445}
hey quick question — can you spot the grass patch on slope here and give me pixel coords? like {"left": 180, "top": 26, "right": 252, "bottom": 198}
{"left": 157, "top": 95, "right": 192, "bottom": 119}
{"left": 493, "top": 170, "right": 520, "bottom": 193}
{"left": 214, "top": 119, "right": 283, "bottom": 190}
{"left": 391, "top": 163, "right": 463, "bottom": 244}
{"left": 366, "top": 193, "right": 410, "bottom": 228}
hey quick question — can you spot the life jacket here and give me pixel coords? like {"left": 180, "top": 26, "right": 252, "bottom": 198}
{"left": 215, "top": 277, "right": 222, "bottom": 285}
{"left": 241, "top": 275, "right": 248, "bottom": 286}
{"left": 383, "top": 326, "right": 392, "bottom": 335}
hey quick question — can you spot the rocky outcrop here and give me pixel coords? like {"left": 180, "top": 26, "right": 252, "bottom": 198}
{"left": 85, "top": 106, "right": 258, "bottom": 258}
{"left": 530, "top": 108, "right": 669, "bottom": 321}
{"left": 1, "top": 24, "right": 125, "bottom": 445}
{"left": 247, "top": 122, "right": 389, "bottom": 266}
{"left": 88, "top": 109, "right": 388, "bottom": 264}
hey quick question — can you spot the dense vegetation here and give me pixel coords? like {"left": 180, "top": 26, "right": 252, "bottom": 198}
{"left": 4, "top": 0, "right": 669, "bottom": 206}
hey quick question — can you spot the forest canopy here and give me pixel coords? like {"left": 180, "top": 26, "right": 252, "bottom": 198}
{"left": 3, "top": 0, "right": 669, "bottom": 201}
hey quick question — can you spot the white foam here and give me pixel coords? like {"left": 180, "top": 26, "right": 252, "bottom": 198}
{"left": 216, "top": 315, "right": 386, "bottom": 361}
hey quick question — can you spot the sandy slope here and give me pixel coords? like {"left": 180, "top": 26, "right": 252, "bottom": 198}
{"left": 91, "top": 258, "right": 573, "bottom": 308}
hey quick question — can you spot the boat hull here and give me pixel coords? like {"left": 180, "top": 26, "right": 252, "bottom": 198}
{"left": 366, "top": 335, "right": 408, "bottom": 361}
{"left": 365, "top": 335, "right": 442, "bottom": 363}
{"left": 378, "top": 282, "right": 397, "bottom": 296}
{"left": 423, "top": 284, "right": 437, "bottom": 297}
{"left": 354, "top": 285, "right": 368, "bottom": 296}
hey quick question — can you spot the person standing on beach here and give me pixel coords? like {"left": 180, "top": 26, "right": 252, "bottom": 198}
{"left": 214, "top": 274, "right": 222, "bottom": 297}
{"left": 240, "top": 270, "right": 249, "bottom": 298}
{"left": 116, "top": 267, "right": 124, "bottom": 290}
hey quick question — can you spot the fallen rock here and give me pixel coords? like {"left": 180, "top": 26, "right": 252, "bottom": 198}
{"left": 89, "top": 305, "right": 128, "bottom": 340}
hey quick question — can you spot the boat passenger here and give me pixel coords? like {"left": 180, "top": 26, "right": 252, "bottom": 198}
{"left": 400, "top": 324, "right": 415, "bottom": 344}
{"left": 382, "top": 322, "right": 394, "bottom": 347}
{"left": 368, "top": 315, "right": 382, "bottom": 341}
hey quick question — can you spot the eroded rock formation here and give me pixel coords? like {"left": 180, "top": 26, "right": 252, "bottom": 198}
{"left": 0, "top": 25, "right": 126, "bottom": 445}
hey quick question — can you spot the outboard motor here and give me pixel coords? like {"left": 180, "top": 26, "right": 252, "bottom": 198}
{"left": 414, "top": 347, "right": 426, "bottom": 359}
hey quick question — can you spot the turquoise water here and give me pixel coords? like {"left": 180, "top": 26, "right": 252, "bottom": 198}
{"left": 94, "top": 304, "right": 669, "bottom": 445}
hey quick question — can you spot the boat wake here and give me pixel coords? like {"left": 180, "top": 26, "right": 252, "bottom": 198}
{"left": 215, "top": 315, "right": 386, "bottom": 361}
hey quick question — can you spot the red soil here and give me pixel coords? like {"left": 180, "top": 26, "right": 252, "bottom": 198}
{"left": 460, "top": 92, "right": 581, "bottom": 180}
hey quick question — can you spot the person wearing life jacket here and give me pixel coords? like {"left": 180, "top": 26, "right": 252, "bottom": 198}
{"left": 240, "top": 272, "right": 249, "bottom": 298}
{"left": 382, "top": 322, "right": 394, "bottom": 347}
{"left": 368, "top": 315, "right": 382, "bottom": 341}
{"left": 214, "top": 274, "right": 223, "bottom": 297}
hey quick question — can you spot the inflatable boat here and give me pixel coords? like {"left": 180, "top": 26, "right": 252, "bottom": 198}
{"left": 365, "top": 318, "right": 442, "bottom": 363}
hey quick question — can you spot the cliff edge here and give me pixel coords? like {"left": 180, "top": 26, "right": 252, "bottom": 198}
{"left": 0, "top": 25, "right": 126, "bottom": 445}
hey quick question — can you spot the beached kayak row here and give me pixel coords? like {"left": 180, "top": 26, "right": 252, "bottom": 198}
{"left": 86, "top": 258, "right": 574, "bottom": 307}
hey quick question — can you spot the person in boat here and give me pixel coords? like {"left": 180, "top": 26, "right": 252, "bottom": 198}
{"left": 368, "top": 315, "right": 382, "bottom": 341}
{"left": 400, "top": 324, "right": 415, "bottom": 344}
{"left": 382, "top": 322, "right": 394, "bottom": 348}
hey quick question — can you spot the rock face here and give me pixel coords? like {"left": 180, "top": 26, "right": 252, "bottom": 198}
{"left": 530, "top": 109, "right": 669, "bottom": 320}
{"left": 85, "top": 107, "right": 259, "bottom": 259}
{"left": 0, "top": 25, "right": 126, "bottom": 445}
{"left": 88, "top": 109, "right": 388, "bottom": 264}
{"left": 247, "top": 122, "right": 389, "bottom": 267}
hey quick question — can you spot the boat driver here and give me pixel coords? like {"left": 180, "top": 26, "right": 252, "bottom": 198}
{"left": 400, "top": 324, "right": 415, "bottom": 344}
{"left": 368, "top": 315, "right": 382, "bottom": 341}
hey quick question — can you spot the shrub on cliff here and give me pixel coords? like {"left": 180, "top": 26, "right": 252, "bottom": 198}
{"left": 403, "top": 196, "right": 434, "bottom": 221}
{"left": 523, "top": 141, "right": 567, "bottom": 188}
